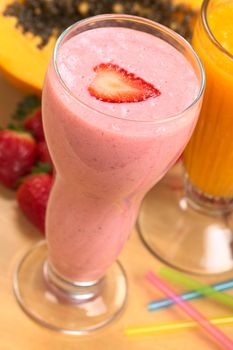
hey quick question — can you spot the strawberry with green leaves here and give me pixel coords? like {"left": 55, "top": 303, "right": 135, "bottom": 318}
{"left": 13, "top": 95, "right": 44, "bottom": 141}
{"left": 17, "top": 164, "right": 53, "bottom": 233}
{"left": 12, "top": 94, "right": 53, "bottom": 167}
{"left": 0, "top": 129, "right": 37, "bottom": 188}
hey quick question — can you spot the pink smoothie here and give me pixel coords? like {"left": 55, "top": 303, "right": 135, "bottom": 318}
{"left": 43, "top": 26, "right": 201, "bottom": 282}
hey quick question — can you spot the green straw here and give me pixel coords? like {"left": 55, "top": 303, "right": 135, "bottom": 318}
{"left": 159, "top": 267, "right": 233, "bottom": 308}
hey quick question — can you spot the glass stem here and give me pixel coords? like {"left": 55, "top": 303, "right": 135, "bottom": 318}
{"left": 184, "top": 174, "right": 233, "bottom": 216}
{"left": 43, "top": 261, "right": 103, "bottom": 303}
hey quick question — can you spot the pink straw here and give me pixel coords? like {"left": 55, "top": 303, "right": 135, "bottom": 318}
{"left": 146, "top": 271, "right": 233, "bottom": 350}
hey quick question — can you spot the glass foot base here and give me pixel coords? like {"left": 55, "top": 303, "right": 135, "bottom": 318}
{"left": 138, "top": 169, "right": 233, "bottom": 275}
{"left": 13, "top": 241, "right": 127, "bottom": 334}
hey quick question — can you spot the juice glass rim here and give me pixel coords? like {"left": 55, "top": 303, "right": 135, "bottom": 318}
{"left": 202, "top": 0, "right": 233, "bottom": 61}
{"left": 53, "top": 14, "right": 205, "bottom": 125}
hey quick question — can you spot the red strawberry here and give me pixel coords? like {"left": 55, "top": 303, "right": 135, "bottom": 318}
{"left": 37, "top": 141, "right": 53, "bottom": 167}
{"left": 24, "top": 108, "right": 45, "bottom": 141}
{"left": 88, "top": 63, "right": 161, "bottom": 103}
{"left": 0, "top": 129, "right": 37, "bottom": 188}
{"left": 16, "top": 173, "right": 53, "bottom": 233}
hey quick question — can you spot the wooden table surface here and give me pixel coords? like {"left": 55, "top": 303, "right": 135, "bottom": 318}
{"left": 0, "top": 74, "right": 233, "bottom": 350}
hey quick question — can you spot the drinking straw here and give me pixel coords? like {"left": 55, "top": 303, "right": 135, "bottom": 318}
{"left": 146, "top": 271, "right": 233, "bottom": 350}
{"left": 159, "top": 267, "right": 233, "bottom": 308}
{"left": 125, "top": 316, "right": 233, "bottom": 336}
{"left": 148, "top": 279, "right": 233, "bottom": 311}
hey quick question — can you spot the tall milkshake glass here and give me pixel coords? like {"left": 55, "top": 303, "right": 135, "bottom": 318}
{"left": 13, "top": 15, "right": 204, "bottom": 333}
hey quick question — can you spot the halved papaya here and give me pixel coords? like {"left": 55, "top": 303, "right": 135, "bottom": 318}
{"left": 0, "top": 0, "right": 55, "bottom": 95}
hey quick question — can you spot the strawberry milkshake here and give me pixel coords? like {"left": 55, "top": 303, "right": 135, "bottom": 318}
{"left": 42, "top": 19, "right": 203, "bottom": 283}
{"left": 14, "top": 15, "right": 204, "bottom": 334}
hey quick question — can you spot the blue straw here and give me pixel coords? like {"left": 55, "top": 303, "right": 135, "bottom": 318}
{"left": 148, "top": 279, "right": 233, "bottom": 311}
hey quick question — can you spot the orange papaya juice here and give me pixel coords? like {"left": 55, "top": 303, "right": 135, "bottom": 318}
{"left": 184, "top": 0, "right": 233, "bottom": 197}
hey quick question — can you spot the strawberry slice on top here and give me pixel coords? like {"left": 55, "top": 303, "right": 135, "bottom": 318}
{"left": 88, "top": 63, "right": 161, "bottom": 103}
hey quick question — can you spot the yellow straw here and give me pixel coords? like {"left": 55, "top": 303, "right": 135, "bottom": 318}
{"left": 125, "top": 316, "right": 233, "bottom": 336}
